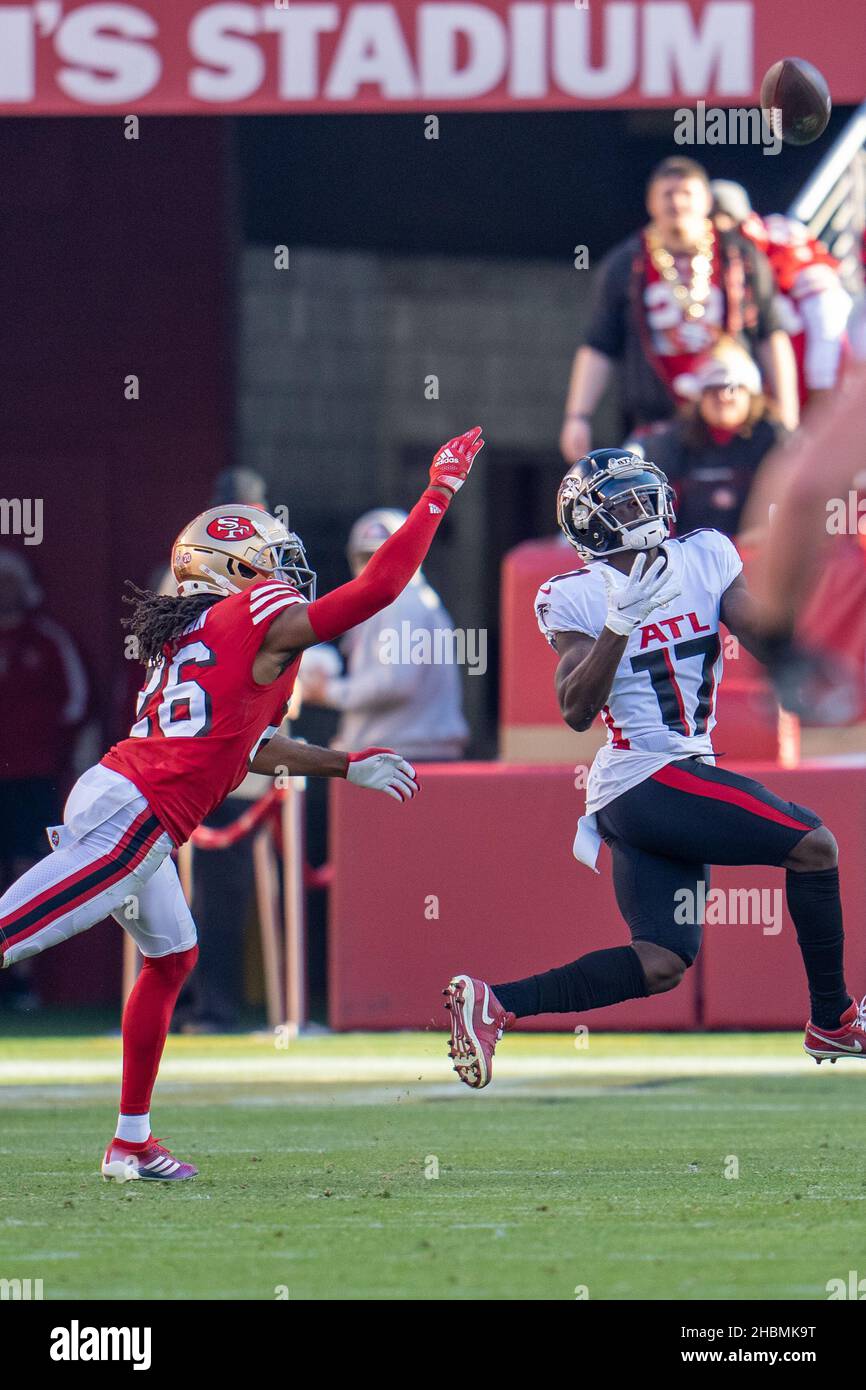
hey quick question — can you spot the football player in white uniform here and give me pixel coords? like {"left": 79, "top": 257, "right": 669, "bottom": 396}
{"left": 445, "top": 448, "right": 864, "bottom": 1088}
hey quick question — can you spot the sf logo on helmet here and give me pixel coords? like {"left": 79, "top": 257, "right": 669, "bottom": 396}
{"left": 206, "top": 516, "right": 257, "bottom": 541}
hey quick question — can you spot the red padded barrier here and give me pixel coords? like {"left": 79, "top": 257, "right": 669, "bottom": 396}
{"left": 329, "top": 763, "right": 698, "bottom": 1032}
{"left": 700, "top": 764, "right": 866, "bottom": 1028}
{"left": 500, "top": 538, "right": 575, "bottom": 728}
{"left": 329, "top": 761, "right": 866, "bottom": 1033}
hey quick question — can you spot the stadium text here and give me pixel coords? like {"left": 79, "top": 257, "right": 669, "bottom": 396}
{"left": 0, "top": 1, "right": 760, "bottom": 112}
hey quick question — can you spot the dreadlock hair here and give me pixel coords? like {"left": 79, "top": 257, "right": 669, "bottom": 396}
{"left": 122, "top": 581, "right": 223, "bottom": 666}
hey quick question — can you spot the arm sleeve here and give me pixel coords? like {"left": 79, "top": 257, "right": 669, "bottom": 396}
{"left": 535, "top": 574, "right": 601, "bottom": 650}
{"left": 307, "top": 488, "right": 449, "bottom": 643}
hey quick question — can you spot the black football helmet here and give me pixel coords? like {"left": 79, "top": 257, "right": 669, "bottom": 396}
{"left": 557, "top": 448, "right": 676, "bottom": 559}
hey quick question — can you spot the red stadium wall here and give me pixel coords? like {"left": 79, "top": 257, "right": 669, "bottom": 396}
{"left": 0, "top": 118, "right": 232, "bottom": 705}
{"left": 328, "top": 762, "right": 866, "bottom": 1032}
{"left": 0, "top": 117, "right": 233, "bottom": 1004}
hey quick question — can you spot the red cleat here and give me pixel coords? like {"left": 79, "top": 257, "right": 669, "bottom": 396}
{"left": 101, "top": 1135, "right": 198, "bottom": 1182}
{"left": 804, "top": 996, "right": 866, "bottom": 1064}
{"left": 444, "top": 974, "right": 514, "bottom": 1089}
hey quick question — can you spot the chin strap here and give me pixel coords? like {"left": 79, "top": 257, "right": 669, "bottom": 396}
{"left": 177, "top": 565, "right": 241, "bottom": 598}
{"left": 621, "top": 522, "right": 668, "bottom": 552}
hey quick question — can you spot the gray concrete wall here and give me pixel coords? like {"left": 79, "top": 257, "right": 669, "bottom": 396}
{"left": 238, "top": 245, "right": 619, "bottom": 748}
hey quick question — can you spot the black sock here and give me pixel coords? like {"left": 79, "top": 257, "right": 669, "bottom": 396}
{"left": 493, "top": 945, "right": 649, "bottom": 1019}
{"left": 785, "top": 866, "right": 850, "bottom": 1029}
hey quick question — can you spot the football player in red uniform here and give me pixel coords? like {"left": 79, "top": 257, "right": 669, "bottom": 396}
{"left": 0, "top": 426, "right": 484, "bottom": 1180}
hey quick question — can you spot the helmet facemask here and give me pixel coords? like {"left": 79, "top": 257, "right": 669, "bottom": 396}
{"left": 260, "top": 534, "right": 316, "bottom": 600}
{"left": 605, "top": 482, "right": 671, "bottom": 552}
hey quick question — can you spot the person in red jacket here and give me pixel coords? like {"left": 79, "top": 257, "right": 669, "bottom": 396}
{"left": 0, "top": 549, "right": 89, "bottom": 1008}
{"left": 712, "top": 181, "right": 852, "bottom": 411}
{"left": 0, "top": 426, "right": 484, "bottom": 1182}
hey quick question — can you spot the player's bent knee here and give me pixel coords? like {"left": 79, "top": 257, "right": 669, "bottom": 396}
{"left": 141, "top": 943, "right": 199, "bottom": 988}
{"left": 787, "top": 824, "right": 838, "bottom": 872}
{"left": 646, "top": 959, "right": 687, "bottom": 995}
{"left": 632, "top": 941, "right": 690, "bottom": 994}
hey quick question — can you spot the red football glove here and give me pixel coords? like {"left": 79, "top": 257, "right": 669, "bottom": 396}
{"left": 429, "top": 426, "right": 485, "bottom": 496}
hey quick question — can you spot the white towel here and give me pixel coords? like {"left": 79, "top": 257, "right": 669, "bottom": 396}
{"left": 573, "top": 813, "right": 603, "bottom": 873}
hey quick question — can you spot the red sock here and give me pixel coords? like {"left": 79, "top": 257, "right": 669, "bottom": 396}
{"left": 120, "top": 946, "right": 198, "bottom": 1116}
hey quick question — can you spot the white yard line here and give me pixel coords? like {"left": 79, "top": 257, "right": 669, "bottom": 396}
{"left": 0, "top": 1053, "right": 850, "bottom": 1085}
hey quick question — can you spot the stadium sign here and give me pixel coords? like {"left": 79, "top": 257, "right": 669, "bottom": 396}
{"left": 0, "top": 0, "right": 863, "bottom": 114}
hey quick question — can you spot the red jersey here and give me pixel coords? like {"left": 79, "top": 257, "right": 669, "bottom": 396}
{"left": 642, "top": 226, "right": 726, "bottom": 401}
{"left": 102, "top": 580, "right": 303, "bottom": 845}
{"left": 739, "top": 213, "right": 847, "bottom": 404}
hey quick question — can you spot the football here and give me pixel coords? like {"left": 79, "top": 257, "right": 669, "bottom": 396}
{"left": 760, "top": 56, "right": 832, "bottom": 145}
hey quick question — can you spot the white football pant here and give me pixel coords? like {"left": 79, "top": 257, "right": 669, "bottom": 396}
{"left": 0, "top": 764, "right": 196, "bottom": 967}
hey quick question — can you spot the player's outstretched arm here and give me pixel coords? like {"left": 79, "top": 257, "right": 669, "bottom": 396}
{"left": 718, "top": 573, "right": 786, "bottom": 659}
{"left": 741, "top": 361, "right": 866, "bottom": 636}
{"left": 258, "top": 427, "right": 484, "bottom": 664}
{"left": 720, "top": 572, "right": 860, "bottom": 725}
{"left": 250, "top": 733, "right": 419, "bottom": 802}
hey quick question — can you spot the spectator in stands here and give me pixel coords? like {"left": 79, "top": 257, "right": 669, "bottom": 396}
{"left": 0, "top": 549, "right": 89, "bottom": 1009}
{"left": 301, "top": 508, "right": 469, "bottom": 761}
{"left": 561, "top": 157, "right": 799, "bottom": 463}
{"left": 711, "top": 180, "right": 852, "bottom": 412}
{"left": 625, "top": 338, "right": 789, "bottom": 538}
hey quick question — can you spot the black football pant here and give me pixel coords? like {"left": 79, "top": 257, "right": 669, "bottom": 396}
{"left": 595, "top": 756, "right": 821, "bottom": 966}
{"left": 493, "top": 757, "right": 846, "bottom": 1025}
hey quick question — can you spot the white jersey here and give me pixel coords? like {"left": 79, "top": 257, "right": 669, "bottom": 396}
{"left": 535, "top": 530, "right": 743, "bottom": 816}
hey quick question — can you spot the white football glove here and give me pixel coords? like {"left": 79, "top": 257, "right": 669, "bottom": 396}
{"left": 600, "top": 553, "right": 682, "bottom": 636}
{"left": 345, "top": 748, "right": 419, "bottom": 803}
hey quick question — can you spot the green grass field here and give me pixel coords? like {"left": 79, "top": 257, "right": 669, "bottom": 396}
{"left": 1, "top": 1029, "right": 864, "bottom": 1301}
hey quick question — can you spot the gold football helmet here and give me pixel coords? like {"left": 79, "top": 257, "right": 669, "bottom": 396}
{"left": 171, "top": 505, "right": 316, "bottom": 599}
